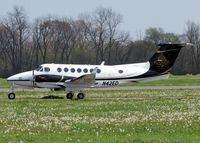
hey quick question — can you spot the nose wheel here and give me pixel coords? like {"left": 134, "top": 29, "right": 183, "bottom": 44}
{"left": 8, "top": 93, "right": 16, "bottom": 100}
{"left": 8, "top": 82, "right": 16, "bottom": 100}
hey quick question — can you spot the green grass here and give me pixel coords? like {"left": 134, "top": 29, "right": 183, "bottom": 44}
{"left": 0, "top": 89, "right": 200, "bottom": 143}
{"left": 0, "top": 78, "right": 10, "bottom": 88}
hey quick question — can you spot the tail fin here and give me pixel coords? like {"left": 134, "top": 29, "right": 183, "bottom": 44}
{"left": 148, "top": 43, "right": 186, "bottom": 75}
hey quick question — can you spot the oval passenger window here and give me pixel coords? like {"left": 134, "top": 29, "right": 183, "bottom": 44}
{"left": 57, "top": 68, "right": 62, "bottom": 72}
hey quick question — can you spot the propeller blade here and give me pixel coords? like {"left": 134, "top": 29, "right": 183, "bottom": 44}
{"left": 32, "top": 70, "right": 35, "bottom": 87}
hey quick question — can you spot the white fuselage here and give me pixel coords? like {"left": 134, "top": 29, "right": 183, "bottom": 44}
{"left": 7, "top": 62, "right": 169, "bottom": 90}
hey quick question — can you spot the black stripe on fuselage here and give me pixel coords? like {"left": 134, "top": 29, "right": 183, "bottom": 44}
{"left": 35, "top": 75, "right": 75, "bottom": 82}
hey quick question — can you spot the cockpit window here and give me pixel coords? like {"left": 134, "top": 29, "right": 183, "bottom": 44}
{"left": 35, "top": 66, "right": 43, "bottom": 71}
{"left": 44, "top": 67, "right": 50, "bottom": 72}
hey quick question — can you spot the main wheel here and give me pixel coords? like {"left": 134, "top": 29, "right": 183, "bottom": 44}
{"left": 77, "top": 93, "right": 85, "bottom": 100}
{"left": 66, "top": 92, "right": 74, "bottom": 99}
{"left": 8, "top": 93, "right": 16, "bottom": 100}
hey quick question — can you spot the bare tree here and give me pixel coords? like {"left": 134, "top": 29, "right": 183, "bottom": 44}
{"left": 32, "top": 18, "right": 52, "bottom": 64}
{"left": 71, "top": 20, "right": 95, "bottom": 64}
{"left": 81, "top": 10, "right": 106, "bottom": 64}
{"left": 1, "top": 6, "right": 198, "bottom": 76}
{"left": 1, "top": 6, "right": 30, "bottom": 73}
{"left": 104, "top": 8, "right": 122, "bottom": 64}
{"left": 111, "top": 32, "right": 130, "bottom": 64}
{"left": 80, "top": 7, "right": 129, "bottom": 64}
{"left": 184, "top": 21, "right": 200, "bottom": 73}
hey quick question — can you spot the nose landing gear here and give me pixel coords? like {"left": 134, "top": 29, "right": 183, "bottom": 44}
{"left": 8, "top": 82, "right": 16, "bottom": 100}
{"left": 8, "top": 92, "right": 16, "bottom": 100}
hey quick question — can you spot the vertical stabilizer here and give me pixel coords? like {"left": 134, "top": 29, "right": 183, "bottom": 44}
{"left": 148, "top": 43, "right": 187, "bottom": 75}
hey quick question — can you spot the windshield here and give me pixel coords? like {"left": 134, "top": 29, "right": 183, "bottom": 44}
{"left": 35, "top": 66, "right": 43, "bottom": 72}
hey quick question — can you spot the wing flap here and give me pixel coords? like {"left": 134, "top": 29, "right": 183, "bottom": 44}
{"left": 64, "top": 67, "right": 98, "bottom": 88}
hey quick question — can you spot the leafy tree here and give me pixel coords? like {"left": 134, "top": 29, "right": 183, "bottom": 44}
{"left": 145, "top": 27, "right": 180, "bottom": 43}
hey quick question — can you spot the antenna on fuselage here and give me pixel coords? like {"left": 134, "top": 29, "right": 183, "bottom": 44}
{"left": 100, "top": 61, "right": 105, "bottom": 66}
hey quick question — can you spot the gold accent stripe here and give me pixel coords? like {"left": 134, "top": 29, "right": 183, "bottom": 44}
{"left": 58, "top": 76, "right": 64, "bottom": 82}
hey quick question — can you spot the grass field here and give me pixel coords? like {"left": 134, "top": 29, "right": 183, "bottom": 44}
{"left": 0, "top": 89, "right": 200, "bottom": 143}
{"left": 0, "top": 75, "right": 200, "bottom": 143}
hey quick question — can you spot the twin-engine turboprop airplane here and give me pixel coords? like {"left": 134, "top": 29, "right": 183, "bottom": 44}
{"left": 7, "top": 43, "right": 192, "bottom": 100}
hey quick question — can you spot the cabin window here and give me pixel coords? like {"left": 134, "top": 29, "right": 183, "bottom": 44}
{"left": 118, "top": 70, "right": 123, "bottom": 74}
{"left": 90, "top": 69, "right": 93, "bottom": 73}
{"left": 57, "top": 68, "right": 62, "bottom": 72}
{"left": 64, "top": 68, "right": 68, "bottom": 72}
{"left": 44, "top": 67, "right": 50, "bottom": 72}
{"left": 77, "top": 68, "right": 82, "bottom": 73}
{"left": 71, "top": 68, "right": 75, "bottom": 73}
{"left": 97, "top": 69, "right": 101, "bottom": 73}
{"left": 83, "top": 68, "right": 88, "bottom": 73}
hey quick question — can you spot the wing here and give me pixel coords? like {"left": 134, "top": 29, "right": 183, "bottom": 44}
{"left": 63, "top": 67, "right": 98, "bottom": 88}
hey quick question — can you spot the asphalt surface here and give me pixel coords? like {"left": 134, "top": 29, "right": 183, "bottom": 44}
{"left": 1, "top": 86, "right": 200, "bottom": 92}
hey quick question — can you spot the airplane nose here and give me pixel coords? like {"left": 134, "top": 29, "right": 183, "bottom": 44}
{"left": 7, "top": 75, "right": 18, "bottom": 81}
{"left": 7, "top": 71, "right": 33, "bottom": 81}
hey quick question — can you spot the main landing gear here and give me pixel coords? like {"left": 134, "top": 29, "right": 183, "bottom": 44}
{"left": 66, "top": 92, "right": 85, "bottom": 100}
{"left": 7, "top": 92, "right": 85, "bottom": 100}
{"left": 66, "top": 92, "right": 74, "bottom": 99}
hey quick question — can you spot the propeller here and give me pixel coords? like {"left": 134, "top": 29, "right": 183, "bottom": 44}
{"left": 32, "top": 69, "right": 35, "bottom": 87}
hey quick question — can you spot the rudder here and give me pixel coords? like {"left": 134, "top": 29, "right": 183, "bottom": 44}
{"left": 148, "top": 43, "right": 186, "bottom": 75}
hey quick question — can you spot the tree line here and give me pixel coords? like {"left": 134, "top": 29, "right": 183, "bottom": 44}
{"left": 0, "top": 6, "right": 199, "bottom": 77}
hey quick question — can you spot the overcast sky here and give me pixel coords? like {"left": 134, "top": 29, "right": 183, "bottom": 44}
{"left": 0, "top": 0, "right": 200, "bottom": 39}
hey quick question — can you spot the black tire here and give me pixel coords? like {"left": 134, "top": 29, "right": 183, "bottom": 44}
{"left": 77, "top": 93, "right": 85, "bottom": 100}
{"left": 66, "top": 92, "right": 73, "bottom": 99}
{"left": 8, "top": 93, "right": 16, "bottom": 100}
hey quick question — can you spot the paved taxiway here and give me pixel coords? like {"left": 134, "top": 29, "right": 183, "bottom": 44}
{"left": 1, "top": 86, "right": 200, "bottom": 92}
